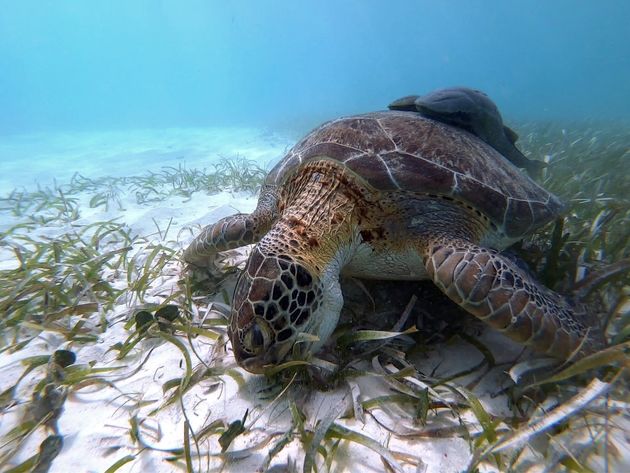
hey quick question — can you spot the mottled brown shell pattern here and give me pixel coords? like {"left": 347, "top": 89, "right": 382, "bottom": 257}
{"left": 267, "top": 112, "right": 563, "bottom": 239}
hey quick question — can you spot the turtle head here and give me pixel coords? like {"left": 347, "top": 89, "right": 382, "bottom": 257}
{"left": 228, "top": 246, "right": 342, "bottom": 374}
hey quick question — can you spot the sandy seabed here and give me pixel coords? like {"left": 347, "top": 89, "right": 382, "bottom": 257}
{"left": 0, "top": 127, "right": 627, "bottom": 473}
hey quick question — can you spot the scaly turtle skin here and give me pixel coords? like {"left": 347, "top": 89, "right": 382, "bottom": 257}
{"left": 389, "top": 87, "right": 546, "bottom": 177}
{"left": 184, "top": 111, "right": 605, "bottom": 373}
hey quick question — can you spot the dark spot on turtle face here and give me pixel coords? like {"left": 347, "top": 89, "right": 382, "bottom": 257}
{"left": 294, "top": 309, "right": 310, "bottom": 326}
{"left": 289, "top": 309, "right": 300, "bottom": 323}
{"left": 297, "top": 292, "right": 306, "bottom": 305}
{"left": 265, "top": 303, "right": 278, "bottom": 320}
{"left": 289, "top": 300, "right": 298, "bottom": 313}
{"left": 291, "top": 289, "right": 299, "bottom": 299}
{"left": 272, "top": 282, "right": 284, "bottom": 300}
{"left": 277, "top": 328, "right": 293, "bottom": 342}
{"left": 307, "top": 237, "right": 319, "bottom": 248}
{"left": 295, "top": 265, "right": 313, "bottom": 287}
{"left": 272, "top": 318, "right": 286, "bottom": 331}
{"left": 254, "top": 303, "right": 265, "bottom": 316}
{"left": 306, "top": 291, "right": 315, "bottom": 304}
{"left": 281, "top": 273, "right": 294, "bottom": 290}
{"left": 278, "top": 295, "right": 290, "bottom": 311}
{"left": 277, "top": 254, "right": 291, "bottom": 261}
{"left": 503, "top": 272, "right": 514, "bottom": 286}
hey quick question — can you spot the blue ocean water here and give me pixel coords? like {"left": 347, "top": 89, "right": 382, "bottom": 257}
{"left": 1, "top": 0, "right": 629, "bottom": 136}
{"left": 1, "top": 5, "right": 629, "bottom": 471}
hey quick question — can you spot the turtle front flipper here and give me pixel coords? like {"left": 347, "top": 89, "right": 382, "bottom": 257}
{"left": 183, "top": 187, "right": 279, "bottom": 270}
{"left": 423, "top": 238, "right": 606, "bottom": 359}
{"left": 183, "top": 214, "right": 261, "bottom": 269}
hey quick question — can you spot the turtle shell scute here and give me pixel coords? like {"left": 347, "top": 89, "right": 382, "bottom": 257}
{"left": 267, "top": 111, "right": 564, "bottom": 237}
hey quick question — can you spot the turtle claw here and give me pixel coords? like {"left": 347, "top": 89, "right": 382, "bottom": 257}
{"left": 185, "top": 246, "right": 253, "bottom": 294}
{"left": 184, "top": 257, "right": 236, "bottom": 293}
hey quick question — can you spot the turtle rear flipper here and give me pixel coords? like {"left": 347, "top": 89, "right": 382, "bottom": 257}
{"left": 424, "top": 237, "right": 606, "bottom": 359}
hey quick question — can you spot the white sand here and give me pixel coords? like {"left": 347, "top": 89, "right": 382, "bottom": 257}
{"left": 0, "top": 128, "right": 626, "bottom": 473}
{"left": 0, "top": 127, "right": 292, "bottom": 194}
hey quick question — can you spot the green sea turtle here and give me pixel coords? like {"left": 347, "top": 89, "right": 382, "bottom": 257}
{"left": 184, "top": 111, "right": 605, "bottom": 374}
{"left": 389, "top": 87, "right": 546, "bottom": 176}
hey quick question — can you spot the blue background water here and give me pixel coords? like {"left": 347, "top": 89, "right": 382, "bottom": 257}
{"left": 1, "top": 0, "right": 629, "bottom": 135}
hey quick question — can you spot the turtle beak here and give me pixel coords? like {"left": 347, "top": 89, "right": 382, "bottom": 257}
{"left": 237, "top": 341, "right": 297, "bottom": 374}
{"left": 241, "top": 357, "right": 268, "bottom": 374}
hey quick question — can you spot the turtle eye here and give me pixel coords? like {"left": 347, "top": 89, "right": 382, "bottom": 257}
{"left": 251, "top": 323, "right": 264, "bottom": 347}
{"left": 243, "top": 321, "right": 270, "bottom": 355}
